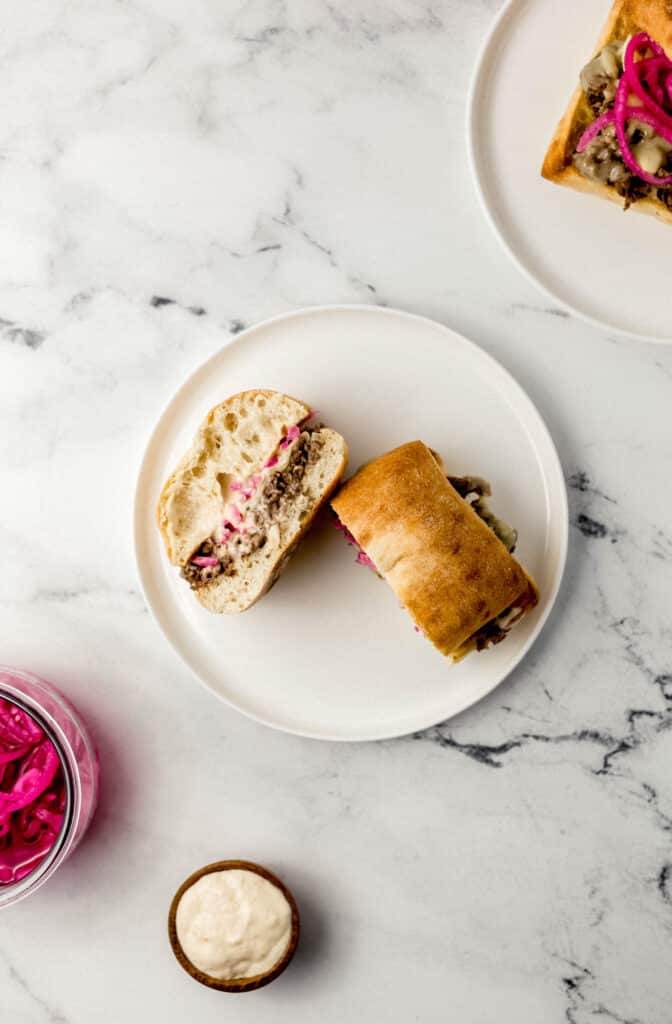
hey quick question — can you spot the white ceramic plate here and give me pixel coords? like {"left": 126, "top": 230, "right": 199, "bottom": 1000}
{"left": 468, "top": 0, "right": 672, "bottom": 342}
{"left": 135, "top": 306, "right": 567, "bottom": 741}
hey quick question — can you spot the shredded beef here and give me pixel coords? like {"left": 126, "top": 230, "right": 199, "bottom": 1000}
{"left": 447, "top": 475, "right": 518, "bottom": 554}
{"left": 573, "top": 123, "right": 631, "bottom": 187}
{"left": 445, "top": 477, "right": 535, "bottom": 651}
{"left": 448, "top": 475, "right": 490, "bottom": 499}
{"left": 585, "top": 75, "right": 613, "bottom": 117}
{"left": 613, "top": 173, "right": 649, "bottom": 209}
{"left": 182, "top": 430, "right": 324, "bottom": 591}
{"left": 472, "top": 617, "right": 509, "bottom": 652}
{"left": 573, "top": 40, "right": 672, "bottom": 210}
{"left": 181, "top": 538, "right": 233, "bottom": 590}
{"left": 573, "top": 121, "right": 651, "bottom": 209}
{"left": 657, "top": 186, "right": 672, "bottom": 209}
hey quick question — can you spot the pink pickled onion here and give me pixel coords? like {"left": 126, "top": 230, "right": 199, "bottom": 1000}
{"left": 0, "top": 704, "right": 42, "bottom": 747}
{"left": 579, "top": 34, "right": 672, "bottom": 186}
{"left": 624, "top": 49, "right": 672, "bottom": 128}
{"left": 191, "top": 556, "right": 219, "bottom": 567}
{"left": 0, "top": 699, "right": 66, "bottom": 885}
{"left": 0, "top": 741, "right": 60, "bottom": 816}
{"left": 0, "top": 745, "right": 31, "bottom": 766}
{"left": 264, "top": 454, "right": 279, "bottom": 469}
{"left": 356, "top": 550, "right": 377, "bottom": 571}
{"left": 576, "top": 109, "right": 615, "bottom": 151}
{"left": 615, "top": 77, "right": 672, "bottom": 185}
{"left": 623, "top": 33, "right": 672, "bottom": 125}
{"left": 229, "top": 481, "right": 243, "bottom": 492}
{"left": 333, "top": 518, "right": 358, "bottom": 546}
{"left": 225, "top": 504, "right": 243, "bottom": 525}
{"left": 279, "top": 426, "right": 300, "bottom": 450}
{"left": 333, "top": 518, "right": 378, "bottom": 573}
{"left": 578, "top": 103, "right": 672, "bottom": 163}
{"left": 621, "top": 104, "right": 672, "bottom": 147}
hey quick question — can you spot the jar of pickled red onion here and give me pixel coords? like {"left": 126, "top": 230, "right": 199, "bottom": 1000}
{"left": 0, "top": 667, "right": 99, "bottom": 908}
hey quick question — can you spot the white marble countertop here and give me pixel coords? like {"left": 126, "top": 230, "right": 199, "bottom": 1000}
{"left": 1, "top": 1, "right": 671, "bottom": 1021}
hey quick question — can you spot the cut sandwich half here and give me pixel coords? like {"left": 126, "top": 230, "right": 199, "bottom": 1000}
{"left": 157, "top": 390, "right": 348, "bottom": 613}
{"left": 542, "top": 0, "right": 672, "bottom": 223}
{"left": 331, "top": 442, "right": 538, "bottom": 662}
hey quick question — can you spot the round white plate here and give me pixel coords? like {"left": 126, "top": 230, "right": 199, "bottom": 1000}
{"left": 468, "top": 0, "right": 672, "bottom": 342}
{"left": 135, "top": 306, "right": 567, "bottom": 741}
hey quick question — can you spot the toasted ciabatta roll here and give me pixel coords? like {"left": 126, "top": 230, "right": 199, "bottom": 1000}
{"left": 542, "top": 0, "right": 672, "bottom": 223}
{"left": 331, "top": 442, "right": 538, "bottom": 662}
{"left": 157, "top": 390, "right": 348, "bottom": 613}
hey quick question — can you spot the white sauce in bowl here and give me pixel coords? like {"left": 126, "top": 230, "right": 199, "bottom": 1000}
{"left": 175, "top": 868, "right": 292, "bottom": 981}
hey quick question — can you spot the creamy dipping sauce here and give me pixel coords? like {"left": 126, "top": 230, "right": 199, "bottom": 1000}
{"left": 175, "top": 868, "right": 292, "bottom": 981}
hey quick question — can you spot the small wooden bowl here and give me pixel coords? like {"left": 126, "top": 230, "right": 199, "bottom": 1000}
{"left": 168, "top": 859, "right": 300, "bottom": 993}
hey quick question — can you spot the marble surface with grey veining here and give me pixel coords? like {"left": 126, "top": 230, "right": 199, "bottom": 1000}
{"left": 1, "top": 1, "right": 671, "bottom": 1022}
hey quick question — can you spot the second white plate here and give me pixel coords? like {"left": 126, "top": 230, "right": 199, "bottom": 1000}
{"left": 135, "top": 306, "right": 567, "bottom": 741}
{"left": 468, "top": 0, "right": 672, "bottom": 342}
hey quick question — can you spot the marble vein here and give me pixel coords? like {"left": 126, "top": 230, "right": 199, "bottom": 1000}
{"left": 0, "top": 316, "right": 45, "bottom": 349}
{"left": 149, "top": 295, "right": 206, "bottom": 316}
{"left": 560, "top": 959, "right": 646, "bottom": 1024}
{"left": 511, "top": 301, "right": 571, "bottom": 320}
{"left": 0, "top": 945, "right": 69, "bottom": 1024}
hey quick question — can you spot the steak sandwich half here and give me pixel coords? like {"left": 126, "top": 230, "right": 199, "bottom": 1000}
{"left": 331, "top": 441, "right": 538, "bottom": 661}
{"left": 157, "top": 390, "right": 348, "bottom": 613}
{"left": 542, "top": 0, "right": 672, "bottom": 223}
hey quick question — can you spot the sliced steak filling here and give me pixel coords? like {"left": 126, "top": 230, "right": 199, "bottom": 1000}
{"left": 467, "top": 581, "right": 538, "bottom": 652}
{"left": 448, "top": 475, "right": 518, "bottom": 553}
{"left": 448, "top": 475, "right": 533, "bottom": 650}
{"left": 572, "top": 40, "right": 672, "bottom": 209}
{"left": 182, "top": 429, "right": 325, "bottom": 591}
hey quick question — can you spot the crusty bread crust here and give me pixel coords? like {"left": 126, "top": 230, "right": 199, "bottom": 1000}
{"left": 331, "top": 442, "right": 538, "bottom": 660}
{"left": 450, "top": 574, "right": 539, "bottom": 662}
{"left": 541, "top": 0, "right": 672, "bottom": 223}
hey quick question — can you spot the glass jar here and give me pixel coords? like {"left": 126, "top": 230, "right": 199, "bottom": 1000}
{"left": 0, "top": 666, "right": 99, "bottom": 908}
